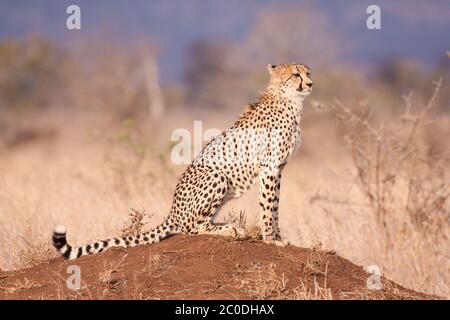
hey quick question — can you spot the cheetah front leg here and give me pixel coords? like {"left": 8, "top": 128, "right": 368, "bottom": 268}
{"left": 258, "top": 167, "right": 285, "bottom": 246}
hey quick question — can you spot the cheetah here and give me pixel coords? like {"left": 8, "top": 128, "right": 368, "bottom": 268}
{"left": 53, "top": 63, "right": 313, "bottom": 259}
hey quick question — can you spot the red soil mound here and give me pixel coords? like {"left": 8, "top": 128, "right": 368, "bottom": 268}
{"left": 0, "top": 235, "right": 434, "bottom": 300}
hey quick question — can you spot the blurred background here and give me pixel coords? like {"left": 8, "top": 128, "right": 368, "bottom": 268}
{"left": 0, "top": 0, "right": 448, "bottom": 298}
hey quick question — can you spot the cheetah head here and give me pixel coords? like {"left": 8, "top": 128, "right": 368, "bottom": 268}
{"left": 266, "top": 63, "right": 313, "bottom": 98}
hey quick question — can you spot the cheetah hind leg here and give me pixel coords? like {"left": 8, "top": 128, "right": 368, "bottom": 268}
{"left": 194, "top": 221, "right": 246, "bottom": 239}
{"left": 263, "top": 238, "right": 289, "bottom": 246}
{"left": 189, "top": 170, "right": 246, "bottom": 239}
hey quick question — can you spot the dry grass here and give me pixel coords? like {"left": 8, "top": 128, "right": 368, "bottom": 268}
{"left": 292, "top": 277, "right": 333, "bottom": 300}
{"left": 223, "top": 209, "right": 247, "bottom": 230}
{"left": 11, "top": 239, "right": 58, "bottom": 270}
{"left": 236, "top": 263, "right": 288, "bottom": 299}
{"left": 224, "top": 209, "right": 263, "bottom": 240}
{"left": 98, "top": 254, "right": 128, "bottom": 285}
{"left": 235, "top": 262, "right": 333, "bottom": 300}
{"left": 119, "top": 208, "right": 153, "bottom": 238}
{"left": 330, "top": 78, "right": 448, "bottom": 237}
{"left": 0, "top": 277, "right": 42, "bottom": 294}
{"left": 339, "top": 279, "right": 420, "bottom": 300}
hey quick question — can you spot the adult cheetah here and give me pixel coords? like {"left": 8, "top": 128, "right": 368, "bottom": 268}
{"left": 53, "top": 63, "right": 313, "bottom": 259}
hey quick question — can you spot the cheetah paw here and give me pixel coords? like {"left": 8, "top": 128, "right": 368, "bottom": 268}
{"left": 232, "top": 227, "right": 247, "bottom": 239}
{"left": 263, "top": 239, "right": 286, "bottom": 247}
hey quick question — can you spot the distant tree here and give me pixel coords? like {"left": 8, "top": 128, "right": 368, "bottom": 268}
{"left": 62, "top": 40, "right": 160, "bottom": 122}
{"left": 183, "top": 6, "right": 343, "bottom": 110}
{"left": 240, "top": 6, "right": 341, "bottom": 68}
{"left": 375, "top": 57, "right": 425, "bottom": 94}
{"left": 183, "top": 40, "right": 235, "bottom": 108}
{"left": 0, "top": 36, "right": 66, "bottom": 111}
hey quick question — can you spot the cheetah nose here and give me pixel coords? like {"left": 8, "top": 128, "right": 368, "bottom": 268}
{"left": 306, "top": 82, "right": 313, "bottom": 88}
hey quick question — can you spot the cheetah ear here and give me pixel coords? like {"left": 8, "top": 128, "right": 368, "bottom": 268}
{"left": 266, "top": 64, "right": 277, "bottom": 74}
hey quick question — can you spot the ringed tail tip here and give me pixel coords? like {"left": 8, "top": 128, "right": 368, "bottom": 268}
{"left": 52, "top": 225, "right": 68, "bottom": 251}
{"left": 54, "top": 225, "right": 66, "bottom": 234}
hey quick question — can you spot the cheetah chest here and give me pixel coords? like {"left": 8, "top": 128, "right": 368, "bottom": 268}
{"left": 292, "top": 126, "right": 302, "bottom": 155}
{"left": 284, "top": 125, "right": 302, "bottom": 162}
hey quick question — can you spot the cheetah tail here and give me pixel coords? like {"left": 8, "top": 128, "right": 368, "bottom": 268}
{"left": 52, "top": 220, "right": 179, "bottom": 260}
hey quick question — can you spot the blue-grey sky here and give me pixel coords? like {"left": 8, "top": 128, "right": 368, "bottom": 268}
{"left": 0, "top": 0, "right": 449, "bottom": 82}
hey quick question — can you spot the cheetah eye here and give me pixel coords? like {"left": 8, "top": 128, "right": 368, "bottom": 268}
{"left": 293, "top": 73, "right": 301, "bottom": 77}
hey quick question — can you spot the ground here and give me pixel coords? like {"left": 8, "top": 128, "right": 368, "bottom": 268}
{"left": 0, "top": 235, "right": 435, "bottom": 300}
